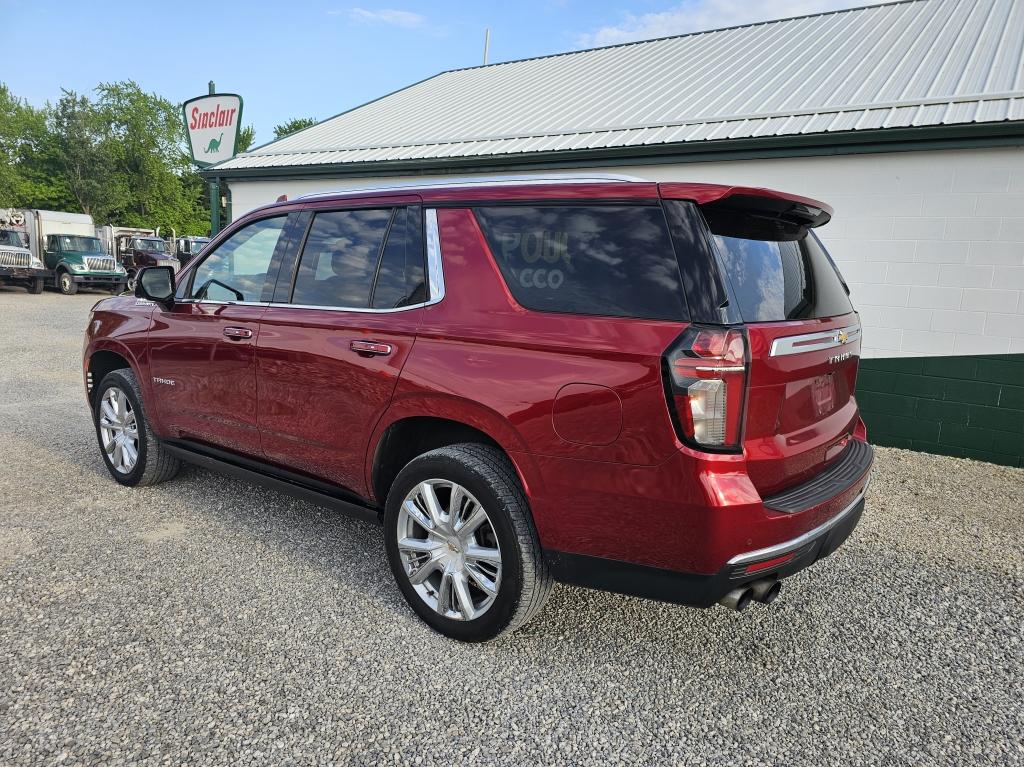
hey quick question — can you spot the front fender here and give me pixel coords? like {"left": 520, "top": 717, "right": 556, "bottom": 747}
{"left": 56, "top": 256, "right": 81, "bottom": 273}
{"left": 84, "top": 299, "right": 159, "bottom": 431}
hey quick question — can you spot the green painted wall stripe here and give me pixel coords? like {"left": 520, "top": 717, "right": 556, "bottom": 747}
{"left": 858, "top": 353, "right": 1024, "bottom": 468}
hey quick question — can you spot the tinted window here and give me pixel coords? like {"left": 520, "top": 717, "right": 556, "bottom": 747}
{"left": 292, "top": 209, "right": 391, "bottom": 308}
{"left": 474, "top": 205, "right": 687, "bottom": 321}
{"left": 710, "top": 231, "right": 852, "bottom": 322}
{"left": 663, "top": 200, "right": 739, "bottom": 324}
{"left": 371, "top": 207, "right": 426, "bottom": 309}
{"left": 189, "top": 216, "right": 286, "bottom": 302}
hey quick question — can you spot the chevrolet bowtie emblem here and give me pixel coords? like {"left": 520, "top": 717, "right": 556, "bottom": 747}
{"left": 837, "top": 330, "right": 849, "bottom": 344}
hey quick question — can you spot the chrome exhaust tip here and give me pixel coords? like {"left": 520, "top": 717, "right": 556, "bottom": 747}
{"left": 750, "top": 578, "right": 782, "bottom": 604}
{"left": 718, "top": 586, "right": 753, "bottom": 612}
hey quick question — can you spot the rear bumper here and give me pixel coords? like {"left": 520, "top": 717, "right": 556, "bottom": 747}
{"left": 520, "top": 438, "right": 873, "bottom": 604}
{"left": 545, "top": 482, "right": 867, "bottom": 608}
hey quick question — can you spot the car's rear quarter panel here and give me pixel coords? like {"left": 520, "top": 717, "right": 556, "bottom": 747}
{"left": 390, "top": 206, "right": 714, "bottom": 567}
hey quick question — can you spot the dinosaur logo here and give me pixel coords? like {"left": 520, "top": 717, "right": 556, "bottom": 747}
{"left": 205, "top": 132, "right": 224, "bottom": 154}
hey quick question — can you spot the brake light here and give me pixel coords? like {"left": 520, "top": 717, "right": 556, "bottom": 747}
{"left": 664, "top": 326, "right": 747, "bottom": 450}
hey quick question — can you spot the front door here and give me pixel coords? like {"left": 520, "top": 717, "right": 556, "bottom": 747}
{"left": 257, "top": 203, "right": 427, "bottom": 496}
{"left": 148, "top": 214, "right": 291, "bottom": 458}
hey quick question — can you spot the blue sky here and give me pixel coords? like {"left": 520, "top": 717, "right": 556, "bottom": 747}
{"left": 5, "top": 0, "right": 884, "bottom": 146}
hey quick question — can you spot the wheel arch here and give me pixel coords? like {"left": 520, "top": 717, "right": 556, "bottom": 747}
{"left": 367, "top": 401, "right": 538, "bottom": 508}
{"left": 85, "top": 341, "right": 143, "bottom": 408}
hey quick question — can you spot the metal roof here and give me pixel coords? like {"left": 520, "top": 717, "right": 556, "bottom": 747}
{"left": 215, "top": 0, "right": 1024, "bottom": 172}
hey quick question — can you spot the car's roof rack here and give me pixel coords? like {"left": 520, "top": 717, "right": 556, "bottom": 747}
{"left": 296, "top": 173, "right": 646, "bottom": 201}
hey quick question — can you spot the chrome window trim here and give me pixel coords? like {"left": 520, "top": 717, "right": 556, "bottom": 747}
{"left": 424, "top": 208, "right": 446, "bottom": 305}
{"left": 769, "top": 324, "right": 861, "bottom": 357}
{"left": 176, "top": 299, "right": 425, "bottom": 314}
{"left": 267, "top": 301, "right": 427, "bottom": 314}
{"left": 176, "top": 299, "right": 271, "bottom": 307}
{"left": 727, "top": 477, "right": 870, "bottom": 567}
{"left": 175, "top": 208, "right": 445, "bottom": 315}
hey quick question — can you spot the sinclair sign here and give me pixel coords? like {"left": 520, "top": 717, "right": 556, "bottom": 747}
{"left": 182, "top": 93, "right": 243, "bottom": 167}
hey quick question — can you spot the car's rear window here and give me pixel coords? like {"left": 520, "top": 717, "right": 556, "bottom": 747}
{"left": 474, "top": 205, "right": 687, "bottom": 321}
{"left": 705, "top": 213, "right": 852, "bottom": 322}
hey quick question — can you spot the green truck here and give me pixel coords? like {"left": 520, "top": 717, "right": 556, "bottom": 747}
{"left": 18, "top": 210, "right": 127, "bottom": 294}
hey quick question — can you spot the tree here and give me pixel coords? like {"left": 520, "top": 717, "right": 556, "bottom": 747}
{"left": 273, "top": 117, "right": 317, "bottom": 140}
{"left": 93, "top": 81, "right": 208, "bottom": 233}
{"left": 236, "top": 124, "right": 256, "bottom": 153}
{"left": 50, "top": 90, "right": 124, "bottom": 218}
{"left": 0, "top": 84, "right": 70, "bottom": 210}
{"left": 0, "top": 81, "right": 211, "bottom": 235}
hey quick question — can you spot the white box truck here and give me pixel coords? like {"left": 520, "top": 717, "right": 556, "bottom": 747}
{"left": 0, "top": 209, "right": 47, "bottom": 294}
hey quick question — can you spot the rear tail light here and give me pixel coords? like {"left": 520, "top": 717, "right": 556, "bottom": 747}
{"left": 664, "top": 326, "right": 747, "bottom": 450}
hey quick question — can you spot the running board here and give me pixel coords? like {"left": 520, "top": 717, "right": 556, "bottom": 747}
{"left": 162, "top": 440, "right": 381, "bottom": 526}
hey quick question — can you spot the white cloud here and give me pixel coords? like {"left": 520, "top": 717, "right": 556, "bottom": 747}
{"left": 339, "top": 7, "right": 426, "bottom": 27}
{"left": 576, "top": 0, "right": 892, "bottom": 47}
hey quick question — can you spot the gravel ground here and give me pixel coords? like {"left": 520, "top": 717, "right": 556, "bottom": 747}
{"left": 1, "top": 288, "right": 1022, "bottom": 766}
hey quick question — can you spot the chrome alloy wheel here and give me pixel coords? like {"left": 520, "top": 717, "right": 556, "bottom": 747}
{"left": 397, "top": 480, "right": 502, "bottom": 621}
{"left": 98, "top": 386, "right": 139, "bottom": 474}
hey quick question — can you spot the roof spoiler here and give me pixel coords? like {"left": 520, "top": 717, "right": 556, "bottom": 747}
{"left": 658, "top": 183, "right": 832, "bottom": 228}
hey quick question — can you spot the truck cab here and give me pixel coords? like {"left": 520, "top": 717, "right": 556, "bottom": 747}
{"left": 0, "top": 219, "right": 47, "bottom": 294}
{"left": 44, "top": 233, "right": 127, "bottom": 295}
{"left": 174, "top": 236, "right": 210, "bottom": 267}
{"left": 115, "top": 235, "right": 180, "bottom": 278}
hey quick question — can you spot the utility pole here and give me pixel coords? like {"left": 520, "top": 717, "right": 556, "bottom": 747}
{"left": 483, "top": 28, "right": 490, "bottom": 65}
{"left": 208, "top": 80, "right": 220, "bottom": 236}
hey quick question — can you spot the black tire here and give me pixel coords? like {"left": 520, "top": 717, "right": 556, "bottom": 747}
{"left": 58, "top": 270, "right": 78, "bottom": 295}
{"left": 384, "top": 443, "right": 552, "bottom": 642}
{"left": 28, "top": 278, "right": 43, "bottom": 294}
{"left": 93, "top": 368, "right": 180, "bottom": 487}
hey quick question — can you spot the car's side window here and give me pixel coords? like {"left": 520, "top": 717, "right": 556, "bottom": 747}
{"left": 46, "top": 235, "right": 59, "bottom": 252}
{"left": 371, "top": 207, "right": 426, "bottom": 309}
{"left": 291, "top": 209, "right": 393, "bottom": 308}
{"left": 188, "top": 216, "right": 287, "bottom": 302}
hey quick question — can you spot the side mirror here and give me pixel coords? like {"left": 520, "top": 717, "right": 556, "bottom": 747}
{"left": 135, "top": 266, "right": 175, "bottom": 305}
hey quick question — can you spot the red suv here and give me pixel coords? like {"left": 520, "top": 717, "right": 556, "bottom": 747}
{"left": 83, "top": 177, "right": 872, "bottom": 641}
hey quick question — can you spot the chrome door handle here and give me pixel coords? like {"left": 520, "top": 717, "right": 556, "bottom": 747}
{"left": 223, "top": 326, "right": 253, "bottom": 340}
{"left": 351, "top": 340, "right": 393, "bottom": 356}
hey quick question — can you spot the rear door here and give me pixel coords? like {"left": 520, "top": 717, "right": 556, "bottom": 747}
{"left": 256, "top": 199, "right": 426, "bottom": 497}
{"left": 698, "top": 197, "right": 860, "bottom": 496}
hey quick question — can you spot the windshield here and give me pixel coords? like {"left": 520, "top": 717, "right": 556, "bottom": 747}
{"left": 60, "top": 236, "right": 103, "bottom": 253}
{"left": 134, "top": 238, "right": 167, "bottom": 253}
{"left": 0, "top": 230, "right": 26, "bottom": 248}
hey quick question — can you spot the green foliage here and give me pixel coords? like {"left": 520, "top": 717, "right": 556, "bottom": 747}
{"left": 51, "top": 90, "right": 124, "bottom": 217}
{"left": 0, "top": 85, "right": 71, "bottom": 210}
{"left": 0, "top": 80, "right": 211, "bottom": 235}
{"left": 236, "top": 124, "right": 256, "bottom": 153}
{"left": 273, "top": 117, "right": 317, "bottom": 140}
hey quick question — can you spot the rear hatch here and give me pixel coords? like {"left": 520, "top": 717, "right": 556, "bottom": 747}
{"left": 661, "top": 188, "right": 861, "bottom": 498}
{"left": 703, "top": 194, "right": 860, "bottom": 496}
